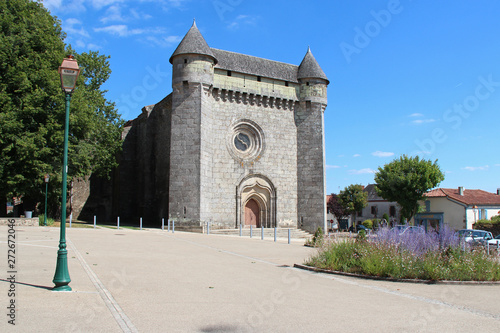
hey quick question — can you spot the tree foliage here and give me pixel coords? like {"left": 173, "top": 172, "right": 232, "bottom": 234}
{"left": 374, "top": 155, "right": 444, "bottom": 221}
{"left": 327, "top": 194, "right": 349, "bottom": 221}
{"left": 338, "top": 184, "right": 368, "bottom": 222}
{"left": 0, "top": 0, "right": 123, "bottom": 213}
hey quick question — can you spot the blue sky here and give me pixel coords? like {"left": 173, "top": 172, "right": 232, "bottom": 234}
{"left": 43, "top": 0, "right": 500, "bottom": 194}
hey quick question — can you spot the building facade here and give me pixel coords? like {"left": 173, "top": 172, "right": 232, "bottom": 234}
{"left": 106, "top": 22, "right": 329, "bottom": 233}
{"left": 418, "top": 187, "right": 500, "bottom": 230}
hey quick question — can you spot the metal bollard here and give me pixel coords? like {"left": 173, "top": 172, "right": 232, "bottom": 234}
{"left": 239, "top": 224, "right": 242, "bottom": 237}
{"left": 117, "top": 216, "right": 120, "bottom": 230}
{"left": 274, "top": 227, "right": 277, "bottom": 242}
{"left": 162, "top": 218, "right": 164, "bottom": 231}
{"left": 140, "top": 217, "right": 143, "bottom": 230}
{"left": 168, "top": 219, "right": 171, "bottom": 232}
{"left": 69, "top": 213, "right": 72, "bottom": 228}
{"left": 250, "top": 225, "right": 253, "bottom": 238}
{"left": 172, "top": 220, "right": 175, "bottom": 233}
{"left": 261, "top": 225, "right": 264, "bottom": 240}
{"left": 288, "top": 228, "right": 291, "bottom": 244}
{"left": 207, "top": 221, "right": 210, "bottom": 235}
{"left": 93, "top": 215, "right": 96, "bottom": 229}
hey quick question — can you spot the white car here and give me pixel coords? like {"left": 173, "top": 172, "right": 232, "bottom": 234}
{"left": 457, "top": 229, "right": 494, "bottom": 246}
{"left": 487, "top": 234, "right": 500, "bottom": 246}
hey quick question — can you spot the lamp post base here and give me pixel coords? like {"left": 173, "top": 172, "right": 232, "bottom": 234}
{"left": 52, "top": 247, "right": 71, "bottom": 292}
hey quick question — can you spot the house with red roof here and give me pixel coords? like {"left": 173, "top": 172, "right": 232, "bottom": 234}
{"left": 417, "top": 187, "right": 500, "bottom": 230}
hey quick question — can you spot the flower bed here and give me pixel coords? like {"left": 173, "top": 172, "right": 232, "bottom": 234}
{"left": 305, "top": 226, "right": 500, "bottom": 281}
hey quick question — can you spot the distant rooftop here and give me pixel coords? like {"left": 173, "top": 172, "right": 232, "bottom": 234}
{"left": 425, "top": 188, "right": 500, "bottom": 206}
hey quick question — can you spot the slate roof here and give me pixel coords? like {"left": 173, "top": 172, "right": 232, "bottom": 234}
{"left": 169, "top": 21, "right": 217, "bottom": 64}
{"left": 169, "top": 22, "right": 329, "bottom": 83}
{"left": 211, "top": 48, "right": 299, "bottom": 83}
{"left": 297, "top": 47, "right": 329, "bottom": 84}
{"left": 425, "top": 188, "right": 500, "bottom": 206}
{"left": 363, "top": 184, "right": 386, "bottom": 201}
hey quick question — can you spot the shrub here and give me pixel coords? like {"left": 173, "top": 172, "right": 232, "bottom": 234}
{"left": 362, "top": 219, "right": 373, "bottom": 229}
{"left": 372, "top": 219, "right": 380, "bottom": 230}
{"left": 382, "top": 213, "right": 390, "bottom": 223}
{"left": 357, "top": 229, "right": 367, "bottom": 241}
{"left": 475, "top": 218, "right": 500, "bottom": 236}
{"left": 305, "top": 227, "right": 324, "bottom": 247}
{"left": 39, "top": 216, "right": 55, "bottom": 226}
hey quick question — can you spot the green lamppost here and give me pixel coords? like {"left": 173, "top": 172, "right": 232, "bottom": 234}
{"left": 44, "top": 174, "right": 49, "bottom": 226}
{"left": 53, "top": 55, "right": 80, "bottom": 291}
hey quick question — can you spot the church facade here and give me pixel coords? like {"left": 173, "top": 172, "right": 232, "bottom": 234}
{"left": 113, "top": 22, "right": 329, "bottom": 233}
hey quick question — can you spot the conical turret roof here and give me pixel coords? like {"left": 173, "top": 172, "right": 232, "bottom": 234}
{"left": 169, "top": 21, "right": 217, "bottom": 64}
{"left": 297, "top": 47, "right": 329, "bottom": 84}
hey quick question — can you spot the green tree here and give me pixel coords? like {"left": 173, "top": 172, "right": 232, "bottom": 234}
{"left": 338, "top": 184, "right": 368, "bottom": 227}
{"left": 374, "top": 155, "right": 444, "bottom": 222}
{"left": 0, "top": 0, "right": 123, "bottom": 216}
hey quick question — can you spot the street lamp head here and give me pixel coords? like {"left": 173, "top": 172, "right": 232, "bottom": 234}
{"left": 44, "top": 174, "right": 50, "bottom": 183}
{"left": 59, "top": 55, "right": 80, "bottom": 94}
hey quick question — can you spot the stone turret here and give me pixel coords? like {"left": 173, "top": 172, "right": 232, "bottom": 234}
{"left": 297, "top": 47, "right": 328, "bottom": 104}
{"left": 295, "top": 47, "right": 329, "bottom": 233}
{"left": 170, "top": 20, "right": 216, "bottom": 87}
{"left": 168, "top": 21, "right": 215, "bottom": 223}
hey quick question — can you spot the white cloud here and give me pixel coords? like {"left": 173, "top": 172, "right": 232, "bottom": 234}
{"left": 326, "top": 165, "right": 341, "bottom": 169}
{"left": 42, "top": 0, "right": 62, "bottom": 11}
{"left": 409, "top": 113, "right": 424, "bottom": 117}
{"left": 145, "top": 35, "right": 182, "bottom": 47}
{"left": 63, "top": 18, "right": 90, "bottom": 38}
{"left": 100, "top": 5, "right": 153, "bottom": 24}
{"left": 100, "top": 5, "right": 125, "bottom": 23}
{"left": 353, "top": 154, "right": 361, "bottom": 157}
{"left": 87, "top": 43, "right": 102, "bottom": 50}
{"left": 349, "top": 168, "right": 375, "bottom": 175}
{"left": 227, "top": 15, "right": 259, "bottom": 29}
{"left": 412, "top": 118, "right": 436, "bottom": 125}
{"left": 372, "top": 151, "right": 394, "bottom": 158}
{"left": 94, "top": 25, "right": 157, "bottom": 37}
{"left": 463, "top": 165, "right": 490, "bottom": 171}
{"left": 43, "top": 0, "right": 86, "bottom": 13}
{"left": 91, "top": 0, "right": 125, "bottom": 10}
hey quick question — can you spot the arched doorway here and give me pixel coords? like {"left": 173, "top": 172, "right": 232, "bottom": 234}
{"left": 236, "top": 174, "right": 276, "bottom": 228}
{"left": 245, "top": 199, "right": 260, "bottom": 227}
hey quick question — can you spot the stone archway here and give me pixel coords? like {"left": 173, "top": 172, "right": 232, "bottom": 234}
{"left": 244, "top": 198, "right": 260, "bottom": 227}
{"left": 237, "top": 174, "right": 276, "bottom": 228}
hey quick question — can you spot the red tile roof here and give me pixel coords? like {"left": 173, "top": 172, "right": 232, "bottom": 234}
{"left": 425, "top": 188, "right": 500, "bottom": 206}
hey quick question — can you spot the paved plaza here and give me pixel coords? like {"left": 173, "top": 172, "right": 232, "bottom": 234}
{"left": 1, "top": 225, "right": 499, "bottom": 332}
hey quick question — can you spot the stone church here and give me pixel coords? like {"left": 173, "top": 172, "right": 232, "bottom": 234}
{"left": 105, "top": 22, "right": 329, "bottom": 233}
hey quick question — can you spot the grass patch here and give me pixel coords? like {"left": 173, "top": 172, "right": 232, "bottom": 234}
{"left": 306, "top": 227, "right": 500, "bottom": 281}
{"left": 39, "top": 216, "right": 55, "bottom": 226}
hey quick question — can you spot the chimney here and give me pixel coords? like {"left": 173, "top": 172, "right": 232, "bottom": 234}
{"left": 497, "top": 188, "right": 500, "bottom": 195}
{"left": 458, "top": 186, "right": 464, "bottom": 196}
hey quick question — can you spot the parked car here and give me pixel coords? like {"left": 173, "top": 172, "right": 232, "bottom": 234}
{"left": 348, "top": 224, "right": 371, "bottom": 234}
{"left": 391, "top": 225, "right": 425, "bottom": 235}
{"left": 356, "top": 224, "right": 371, "bottom": 234}
{"left": 487, "top": 234, "right": 500, "bottom": 246}
{"left": 457, "top": 229, "right": 493, "bottom": 246}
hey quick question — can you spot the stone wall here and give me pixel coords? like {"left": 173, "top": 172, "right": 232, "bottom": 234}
{"left": 203, "top": 72, "right": 299, "bottom": 228}
{"left": 0, "top": 218, "right": 38, "bottom": 226}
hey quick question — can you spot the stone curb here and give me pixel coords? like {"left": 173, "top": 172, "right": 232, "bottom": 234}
{"left": 293, "top": 264, "right": 500, "bottom": 285}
